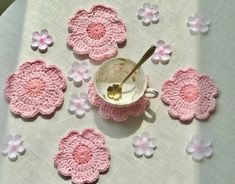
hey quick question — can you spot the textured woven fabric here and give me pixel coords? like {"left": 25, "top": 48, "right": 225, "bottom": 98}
{"left": 0, "top": 0, "right": 235, "bottom": 184}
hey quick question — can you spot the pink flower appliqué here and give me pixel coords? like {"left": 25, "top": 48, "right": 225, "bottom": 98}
{"left": 137, "top": 3, "right": 159, "bottom": 26}
{"left": 0, "top": 134, "right": 26, "bottom": 161}
{"left": 186, "top": 135, "right": 213, "bottom": 161}
{"left": 31, "top": 29, "right": 53, "bottom": 52}
{"left": 67, "top": 5, "right": 127, "bottom": 61}
{"left": 4, "top": 59, "right": 67, "bottom": 119}
{"left": 151, "top": 40, "right": 172, "bottom": 64}
{"left": 161, "top": 68, "right": 219, "bottom": 121}
{"left": 68, "top": 93, "right": 91, "bottom": 118}
{"left": 54, "top": 129, "right": 110, "bottom": 184}
{"left": 187, "top": 14, "right": 210, "bottom": 35}
{"left": 68, "top": 62, "right": 91, "bottom": 87}
{"left": 132, "top": 132, "right": 157, "bottom": 158}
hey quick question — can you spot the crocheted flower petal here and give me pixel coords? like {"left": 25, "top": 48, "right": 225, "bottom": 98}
{"left": 91, "top": 5, "right": 118, "bottom": 21}
{"left": 67, "top": 31, "right": 88, "bottom": 49}
{"left": 173, "top": 68, "right": 198, "bottom": 81}
{"left": 55, "top": 151, "right": 74, "bottom": 176}
{"left": 203, "top": 147, "right": 213, "bottom": 158}
{"left": 144, "top": 147, "right": 154, "bottom": 157}
{"left": 168, "top": 103, "right": 195, "bottom": 121}
{"left": 31, "top": 38, "right": 39, "bottom": 48}
{"left": 8, "top": 150, "right": 18, "bottom": 161}
{"left": 46, "top": 35, "right": 53, "bottom": 45}
{"left": 58, "top": 131, "right": 81, "bottom": 151}
{"left": 32, "top": 31, "right": 40, "bottom": 40}
{"left": 195, "top": 97, "right": 216, "bottom": 120}
{"left": 192, "top": 151, "right": 204, "bottom": 161}
{"left": 107, "top": 21, "right": 126, "bottom": 43}
{"left": 137, "top": 8, "right": 145, "bottom": 19}
{"left": 9, "top": 99, "right": 38, "bottom": 118}
{"left": 40, "top": 29, "right": 49, "bottom": 36}
{"left": 142, "top": 17, "right": 151, "bottom": 26}
{"left": 149, "top": 138, "right": 157, "bottom": 148}
{"left": 39, "top": 43, "right": 48, "bottom": 51}
{"left": 81, "top": 129, "right": 105, "bottom": 146}
{"left": 199, "top": 76, "right": 218, "bottom": 97}
{"left": 93, "top": 146, "right": 110, "bottom": 171}
{"left": 71, "top": 169, "right": 99, "bottom": 184}
{"left": 68, "top": 10, "right": 89, "bottom": 31}
{"left": 133, "top": 136, "right": 142, "bottom": 146}
{"left": 89, "top": 43, "right": 118, "bottom": 61}
{"left": 161, "top": 80, "right": 181, "bottom": 104}
{"left": 199, "top": 25, "right": 209, "bottom": 33}
{"left": 151, "top": 14, "right": 159, "bottom": 24}
{"left": 134, "top": 147, "right": 144, "bottom": 157}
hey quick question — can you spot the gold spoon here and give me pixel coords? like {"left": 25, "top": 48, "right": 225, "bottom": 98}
{"left": 107, "top": 45, "right": 156, "bottom": 100}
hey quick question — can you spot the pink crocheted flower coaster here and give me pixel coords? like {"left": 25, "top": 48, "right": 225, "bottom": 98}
{"left": 54, "top": 128, "right": 110, "bottom": 184}
{"left": 88, "top": 81, "right": 150, "bottom": 122}
{"left": 67, "top": 5, "right": 127, "bottom": 61}
{"left": 4, "top": 59, "right": 67, "bottom": 119}
{"left": 161, "top": 68, "right": 219, "bottom": 121}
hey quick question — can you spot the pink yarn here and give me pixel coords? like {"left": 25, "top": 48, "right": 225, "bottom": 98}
{"left": 161, "top": 68, "right": 219, "bottom": 121}
{"left": 4, "top": 59, "right": 66, "bottom": 118}
{"left": 67, "top": 5, "right": 127, "bottom": 61}
{"left": 54, "top": 128, "right": 110, "bottom": 184}
{"left": 88, "top": 81, "right": 150, "bottom": 122}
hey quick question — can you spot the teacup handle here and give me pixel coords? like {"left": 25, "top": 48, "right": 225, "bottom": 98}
{"left": 144, "top": 88, "right": 159, "bottom": 98}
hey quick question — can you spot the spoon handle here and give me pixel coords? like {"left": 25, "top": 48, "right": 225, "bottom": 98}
{"left": 120, "top": 45, "right": 156, "bottom": 85}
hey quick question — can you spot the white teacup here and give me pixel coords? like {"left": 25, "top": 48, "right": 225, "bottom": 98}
{"left": 94, "top": 58, "right": 158, "bottom": 107}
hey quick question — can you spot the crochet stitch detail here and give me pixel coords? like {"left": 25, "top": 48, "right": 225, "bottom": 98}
{"left": 4, "top": 59, "right": 66, "bottom": 118}
{"left": 88, "top": 81, "right": 149, "bottom": 122}
{"left": 67, "top": 5, "right": 127, "bottom": 61}
{"left": 54, "top": 128, "right": 110, "bottom": 184}
{"left": 161, "top": 68, "right": 219, "bottom": 121}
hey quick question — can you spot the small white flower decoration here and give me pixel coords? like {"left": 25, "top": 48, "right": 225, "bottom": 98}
{"left": 0, "top": 135, "right": 26, "bottom": 161}
{"left": 132, "top": 132, "right": 157, "bottom": 158}
{"left": 68, "top": 93, "right": 91, "bottom": 118}
{"left": 31, "top": 29, "right": 53, "bottom": 52}
{"left": 186, "top": 135, "right": 213, "bottom": 162}
{"left": 67, "top": 62, "right": 91, "bottom": 87}
{"left": 137, "top": 3, "right": 159, "bottom": 26}
{"left": 187, "top": 14, "right": 210, "bottom": 35}
{"left": 151, "top": 40, "right": 172, "bottom": 64}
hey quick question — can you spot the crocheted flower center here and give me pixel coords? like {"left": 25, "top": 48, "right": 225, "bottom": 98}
{"left": 73, "top": 145, "right": 92, "bottom": 165}
{"left": 180, "top": 84, "right": 200, "bottom": 102}
{"left": 25, "top": 78, "right": 45, "bottom": 97}
{"left": 87, "top": 23, "right": 106, "bottom": 40}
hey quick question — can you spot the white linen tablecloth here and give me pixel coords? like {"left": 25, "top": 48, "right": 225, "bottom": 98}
{"left": 0, "top": 0, "right": 235, "bottom": 183}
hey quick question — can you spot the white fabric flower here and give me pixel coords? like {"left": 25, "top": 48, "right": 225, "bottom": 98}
{"left": 137, "top": 3, "right": 159, "bottom": 26}
{"left": 67, "top": 62, "right": 91, "bottom": 87}
{"left": 151, "top": 40, "right": 172, "bottom": 64}
{"left": 132, "top": 132, "right": 157, "bottom": 158}
{"left": 68, "top": 93, "right": 91, "bottom": 118}
{"left": 186, "top": 135, "right": 213, "bottom": 162}
{"left": 31, "top": 29, "right": 53, "bottom": 52}
{"left": 187, "top": 14, "right": 210, "bottom": 35}
{"left": 0, "top": 135, "right": 26, "bottom": 161}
